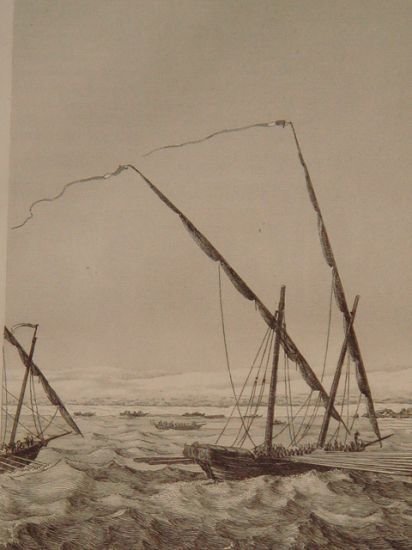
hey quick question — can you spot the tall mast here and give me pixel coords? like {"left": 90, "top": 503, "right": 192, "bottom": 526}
{"left": 9, "top": 324, "right": 38, "bottom": 445}
{"left": 264, "top": 285, "right": 285, "bottom": 453}
{"left": 285, "top": 122, "right": 381, "bottom": 441}
{"left": 318, "top": 296, "right": 359, "bottom": 447}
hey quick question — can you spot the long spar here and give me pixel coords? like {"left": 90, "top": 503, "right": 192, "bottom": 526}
{"left": 120, "top": 163, "right": 345, "bottom": 425}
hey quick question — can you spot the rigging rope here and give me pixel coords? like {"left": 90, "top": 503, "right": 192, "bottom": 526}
{"left": 236, "top": 330, "right": 274, "bottom": 447}
{"left": 217, "top": 264, "right": 255, "bottom": 447}
{"left": 272, "top": 392, "right": 312, "bottom": 440}
{"left": 3, "top": 386, "right": 62, "bottom": 428}
{"left": 215, "top": 325, "right": 271, "bottom": 444}
{"left": 36, "top": 408, "right": 59, "bottom": 438}
{"left": 235, "top": 376, "right": 259, "bottom": 447}
{"left": 292, "top": 275, "right": 336, "bottom": 445}
{"left": 289, "top": 391, "right": 315, "bottom": 446}
{"left": 328, "top": 361, "right": 351, "bottom": 445}
{"left": 349, "top": 393, "right": 363, "bottom": 433}
{"left": 280, "top": 310, "right": 296, "bottom": 444}
{"left": 286, "top": 353, "right": 296, "bottom": 443}
{"left": 283, "top": 351, "right": 294, "bottom": 443}
{"left": 321, "top": 278, "right": 334, "bottom": 383}
{"left": 1, "top": 406, "right": 39, "bottom": 438}
{"left": 29, "top": 370, "right": 43, "bottom": 437}
{"left": 234, "top": 328, "right": 273, "bottom": 446}
{"left": 301, "top": 277, "right": 335, "bottom": 441}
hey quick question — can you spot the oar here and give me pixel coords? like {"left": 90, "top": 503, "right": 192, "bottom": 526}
{"left": 0, "top": 459, "right": 16, "bottom": 471}
{"left": 134, "top": 456, "right": 194, "bottom": 465}
{"left": 364, "top": 433, "right": 394, "bottom": 448}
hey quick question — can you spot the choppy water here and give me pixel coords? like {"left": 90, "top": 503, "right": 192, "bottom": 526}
{"left": 0, "top": 410, "right": 411, "bottom": 549}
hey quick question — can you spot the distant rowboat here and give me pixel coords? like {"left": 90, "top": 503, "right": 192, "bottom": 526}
{"left": 154, "top": 420, "right": 205, "bottom": 431}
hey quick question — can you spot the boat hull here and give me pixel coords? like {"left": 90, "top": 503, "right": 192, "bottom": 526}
{"left": 184, "top": 443, "right": 331, "bottom": 481}
{"left": 0, "top": 442, "right": 45, "bottom": 474}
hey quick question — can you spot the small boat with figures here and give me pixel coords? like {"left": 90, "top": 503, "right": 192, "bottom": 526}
{"left": 74, "top": 411, "right": 95, "bottom": 417}
{"left": 1, "top": 324, "right": 82, "bottom": 474}
{"left": 119, "top": 410, "right": 148, "bottom": 418}
{"left": 154, "top": 420, "right": 205, "bottom": 431}
{"left": 131, "top": 120, "right": 411, "bottom": 480}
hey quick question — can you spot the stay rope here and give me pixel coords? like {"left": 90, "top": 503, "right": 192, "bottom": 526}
{"left": 29, "top": 370, "right": 43, "bottom": 437}
{"left": 216, "top": 264, "right": 256, "bottom": 447}
{"left": 292, "top": 275, "right": 335, "bottom": 445}
{"left": 236, "top": 330, "right": 274, "bottom": 447}
{"left": 215, "top": 325, "right": 271, "bottom": 444}
{"left": 272, "top": 392, "right": 312, "bottom": 440}
{"left": 283, "top": 351, "right": 295, "bottom": 443}
{"left": 328, "top": 355, "right": 351, "bottom": 445}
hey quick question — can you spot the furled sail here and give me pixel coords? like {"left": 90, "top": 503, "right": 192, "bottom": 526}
{"left": 287, "top": 122, "right": 381, "bottom": 440}
{"left": 3, "top": 327, "right": 82, "bottom": 436}
{"left": 123, "top": 164, "right": 342, "bottom": 422}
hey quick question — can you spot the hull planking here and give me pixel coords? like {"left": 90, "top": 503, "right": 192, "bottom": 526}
{"left": 184, "top": 443, "right": 331, "bottom": 481}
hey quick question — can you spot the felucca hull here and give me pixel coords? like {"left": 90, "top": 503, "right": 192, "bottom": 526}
{"left": 184, "top": 443, "right": 330, "bottom": 481}
{"left": 0, "top": 442, "right": 45, "bottom": 474}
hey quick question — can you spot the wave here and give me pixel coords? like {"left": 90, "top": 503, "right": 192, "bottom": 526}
{"left": 0, "top": 417, "right": 411, "bottom": 549}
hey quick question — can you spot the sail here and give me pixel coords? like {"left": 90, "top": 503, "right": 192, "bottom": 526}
{"left": 3, "top": 327, "right": 82, "bottom": 436}
{"left": 288, "top": 123, "right": 381, "bottom": 440}
{"left": 124, "top": 165, "right": 342, "bottom": 422}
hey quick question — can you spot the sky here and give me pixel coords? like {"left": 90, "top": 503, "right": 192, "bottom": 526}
{"left": 3, "top": 1, "right": 412, "bottom": 403}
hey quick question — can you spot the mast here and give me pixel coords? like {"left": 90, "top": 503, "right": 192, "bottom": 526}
{"left": 4, "top": 326, "right": 82, "bottom": 437}
{"left": 9, "top": 324, "right": 38, "bottom": 445}
{"left": 264, "top": 286, "right": 285, "bottom": 452}
{"left": 318, "top": 296, "right": 359, "bottom": 447}
{"left": 285, "top": 122, "right": 381, "bottom": 441}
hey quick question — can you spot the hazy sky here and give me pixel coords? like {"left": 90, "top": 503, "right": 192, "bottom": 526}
{"left": 5, "top": 1, "right": 412, "bottom": 401}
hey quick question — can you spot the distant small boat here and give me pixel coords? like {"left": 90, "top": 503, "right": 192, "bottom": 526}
{"left": 363, "top": 407, "right": 412, "bottom": 419}
{"left": 74, "top": 411, "right": 96, "bottom": 417}
{"left": 243, "top": 414, "right": 262, "bottom": 419}
{"left": 182, "top": 412, "right": 224, "bottom": 419}
{"left": 154, "top": 420, "right": 205, "bottom": 431}
{"left": 120, "top": 410, "right": 148, "bottom": 418}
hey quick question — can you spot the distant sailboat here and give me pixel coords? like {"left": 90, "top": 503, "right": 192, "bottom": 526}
{"left": 1, "top": 324, "right": 82, "bottom": 473}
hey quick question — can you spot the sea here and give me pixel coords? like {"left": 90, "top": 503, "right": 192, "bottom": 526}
{"left": 0, "top": 404, "right": 411, "bottom": 549}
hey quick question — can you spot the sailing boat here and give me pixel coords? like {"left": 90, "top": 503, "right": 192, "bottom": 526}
{"left": 122, "top": 120, "right": 400, "bottom": 480}
{"left": 0, "top": 324, "right": 82, "bottom": 474}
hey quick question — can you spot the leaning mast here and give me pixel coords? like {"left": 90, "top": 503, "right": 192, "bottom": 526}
{"left": 9, "top": 324, "right": 38, "bottom": 445}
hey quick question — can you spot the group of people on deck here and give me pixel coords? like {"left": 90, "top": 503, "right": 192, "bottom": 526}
{"left": 254, "top": 441, "right": 318, "bottom": 458}
{"left": 254, "top": 432, "right": 365, "bottom": 458}
{"left": 1, "top": 435, "right": 35, "bottom": 455}
{"left": 323, "top": 431, "right": 365, "bottom": 452}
